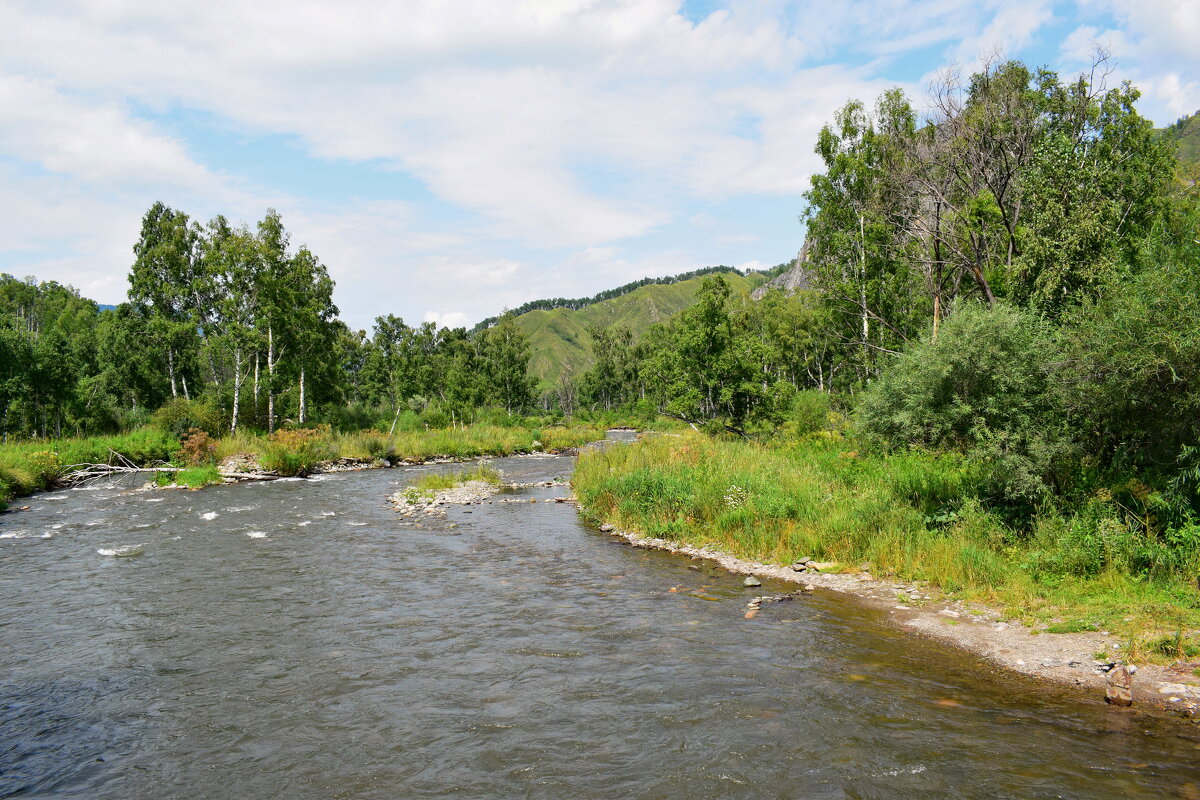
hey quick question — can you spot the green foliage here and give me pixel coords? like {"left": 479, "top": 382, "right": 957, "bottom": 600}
{"left": 259, "top": 425, "right": 334, "bottom": 476}
{"left": 1159, "top": 109, "right": 1200, "bottom": 169}
{"left": 151, "top": 398, "right": 224, "bottom": 438}
{"left": 574, "top": 432, "right": 1200, "bottom": 640}
{"left": 857, "top": 303, "right": 1063, "bottom": 505}
{"left": 176, "top": 465, "right": 222, "bottom": 488}
{"left": 0, "top": 428, "right": 178, "bottom": 506}
{"left": 413, "top": 464, "right": 501, "bottom": 493}
{"left": 471, "top": 265, "right": 753, "bottom": 331}
{"left": 509, "top": 271, "right": 769, "bottom": 392}
{"left": 781, "top": 390, "right": 832, "bottom": 438}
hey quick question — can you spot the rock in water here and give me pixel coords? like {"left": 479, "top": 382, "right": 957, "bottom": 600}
{"left": 1105, "top": 665, "right": 1134, "bottom": 706}
{"left": 744, "top": 575, "right": 762, "bottom": 587}
{"left": 599, "top": 524, "right": 614, "bottom": 532}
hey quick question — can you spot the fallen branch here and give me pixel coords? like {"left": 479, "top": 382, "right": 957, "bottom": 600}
{"left": 56, "top": 463, "right": 282, "bottom": 486}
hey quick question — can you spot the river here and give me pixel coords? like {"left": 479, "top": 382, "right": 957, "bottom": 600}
{"left": 2, "top": 440, "right": 1198, "bottom": 798}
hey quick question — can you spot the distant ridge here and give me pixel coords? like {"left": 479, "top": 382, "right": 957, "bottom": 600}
{"left": 472, "top": 265, "right": 744, "bottom": 332}
{"left": 509, "top": 268, "right": 773, "bottom": 391}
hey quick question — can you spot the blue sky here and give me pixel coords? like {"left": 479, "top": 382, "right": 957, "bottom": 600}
{"left": 0, "top": 0, "right": 1195, "bottom": 331}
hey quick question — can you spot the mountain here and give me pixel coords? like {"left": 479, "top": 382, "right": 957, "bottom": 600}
{"left": 1161, "top": 111, "right": 1200, "bottom": 168}
{"left": 513, "top": 269, "right": 770, "bottom": 391}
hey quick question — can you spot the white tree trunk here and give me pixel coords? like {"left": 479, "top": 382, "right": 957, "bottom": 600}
{"left": 168, "top": 348, "right": 178, "bottom": 398}
{"left": 298, "top": 366, "right": 306, "bottom": 424}
{"left": 231, "top": 347, "right": 242, "bottom": 432}
{"left": 267, "top": 325, "right": 275, "bottom": 433}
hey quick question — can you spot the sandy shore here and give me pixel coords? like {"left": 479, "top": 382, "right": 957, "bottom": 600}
{"left": 598, "top": 523, "right": 1200, "bottom": 722}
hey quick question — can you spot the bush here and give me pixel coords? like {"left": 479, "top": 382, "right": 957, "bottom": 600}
{"left": 781, "top": 389, "right": 832, "bottom": 438}
{"left": 151, "top": 398, "right": 224, "bottom": 438}
{"left": 260, "top": 425, "right": 334, "bottom": 476}
{"left": 178, "top": 429, "right": 216, "bottom": 466}
{"left": 857, "top": 302, "right": 1064, "bottom": 508}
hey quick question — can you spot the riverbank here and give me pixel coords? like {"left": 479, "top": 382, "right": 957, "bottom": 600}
{"left": 598, "top": 524, "right": 1200, "bottom": 718}
{"left": 0, "top": 423, "right": 605, "bottom": 505}
{"left": 573, "top": 431, "right": 1200, "bottom": 718}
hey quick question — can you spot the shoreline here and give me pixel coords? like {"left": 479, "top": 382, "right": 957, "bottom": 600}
{"left": 34, "top": 435, "right": 1200, "bottom": 723}
{"left": 133, "top": 447, "right": 581, "bottom": 493}
{"left": 596, "top": 523, "right": 1200, "bottom": 723}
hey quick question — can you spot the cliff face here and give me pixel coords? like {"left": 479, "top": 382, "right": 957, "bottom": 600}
{"left": 751, "top": 242, "right": 814, "bottom": 299}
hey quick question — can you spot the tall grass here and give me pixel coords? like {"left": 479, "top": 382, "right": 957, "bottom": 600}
{"left": 0, "top": 423, "right": 606, "bottom": 507}
{"left": 0, "top": 429, "right": 179, "bottom": 508}
{"left": 573, "top": 432, "right": 1200, "bottom": 642}
{"left": 414, "top": 465, "right": 502, "bottom": 492}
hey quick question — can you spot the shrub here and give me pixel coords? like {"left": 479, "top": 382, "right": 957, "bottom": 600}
{"left": 857, "top": 302, "right": 1065, "bottom": 509}
{"left": 178, "top": 429, "right": 216, "bottom": 466}
{"left": 260, "top": 425, "right": 334, "bottom": 476}
{"left": 783, "top": 389, "right": 832, "bottom": 437}
{"left": 151, "top": 398, "right": 224, "bottom": 438}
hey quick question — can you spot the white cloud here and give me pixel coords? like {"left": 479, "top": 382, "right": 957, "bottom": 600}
{"left": 423, "top": 310, "right": 472, "bottom": 329}
{"left": 0, "top": 0, "right": 1192, "bottom": 331}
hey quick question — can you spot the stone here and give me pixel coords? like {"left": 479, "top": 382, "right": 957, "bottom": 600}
{"left": 743, "top": 575, "right": 762, "bottom": 587}
{"left": 599, "top": 524, "right": 614, "bottom": 532}
{"left": 801, "top": 584, "right": 815, "bottom": 593}
{"left": 807, "top": 561, "right": 837, "bottom": 572}
{"left": 789, "top": 562, "right": 808, "bottom": 572}
{"left": 1105, "top": 665, "right": 1134, "bottom": 706}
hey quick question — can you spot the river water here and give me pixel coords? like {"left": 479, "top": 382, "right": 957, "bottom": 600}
{"left": 2, "top": 440, "right": 1198, "bottom": 798}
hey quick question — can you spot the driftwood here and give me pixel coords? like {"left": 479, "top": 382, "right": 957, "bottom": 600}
{"left": 57, "top": 458, "right": 280, "bottom": 487}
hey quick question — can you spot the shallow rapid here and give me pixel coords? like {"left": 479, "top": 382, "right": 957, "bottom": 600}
{"left": 2, "top": 441, "right": 1198, "bottom": 799}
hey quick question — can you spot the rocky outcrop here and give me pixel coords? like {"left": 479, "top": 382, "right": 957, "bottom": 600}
{"left": 751, "top": 242, "right": 815, "bottom": 299}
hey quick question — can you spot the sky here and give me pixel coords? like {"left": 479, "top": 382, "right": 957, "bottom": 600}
{"left": 0, "top": 0, "right": 1196, "bottom": 331}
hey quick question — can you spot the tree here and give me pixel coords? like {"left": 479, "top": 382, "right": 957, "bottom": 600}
{"left": 128, "top": 202, "right": 201, "bottom": 400}
{"left": 478, "top": 312, "right": 535, "bottom": 414}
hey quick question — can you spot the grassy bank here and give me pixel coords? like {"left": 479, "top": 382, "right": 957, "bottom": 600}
{"left": 574, "top": 432, "right": 1200, "bottom": 662}
{"left": 0, "top": 422, "right": 605, "bottom": 508}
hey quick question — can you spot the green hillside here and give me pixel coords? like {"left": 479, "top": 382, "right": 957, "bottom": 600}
{"left": 516, "top": 271, "right": 769, "bottom": 391}
{"left": 1162, "top": 111, "right": 1200, "bottom": 167}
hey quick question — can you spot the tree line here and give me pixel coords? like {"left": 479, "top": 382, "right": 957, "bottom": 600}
{"left": 563, "top": 54, "right": 1200, "bottom": 541}
{"left": 470, "top": 264, "right": 746, "bottom": 332}
{"left": 0, "top": 203, "right": 537, "bottom": 440}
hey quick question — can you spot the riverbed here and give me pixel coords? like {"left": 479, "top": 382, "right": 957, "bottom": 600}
{"left": 2, "top": 448, "right": 1198, "bottom": 798}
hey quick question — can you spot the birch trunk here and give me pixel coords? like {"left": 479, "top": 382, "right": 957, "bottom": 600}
{"left": 231, "top": 347, "right": 242, "bottom": 432}
{"left": 267, "top": 325, "right": 275, "bottom": 434}
{"left": 168, "top": 348, "right": 178, "bottom": 398}
{"left": 298, "top": 367, "right": 306, "bottom": 424}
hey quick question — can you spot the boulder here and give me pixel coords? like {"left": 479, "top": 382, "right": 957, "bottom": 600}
{"left": 1105, "top": 665, "right": 1134, "bottom": 706}
{"left": 743, "top": 575, "right": 762, "bottom": 587}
